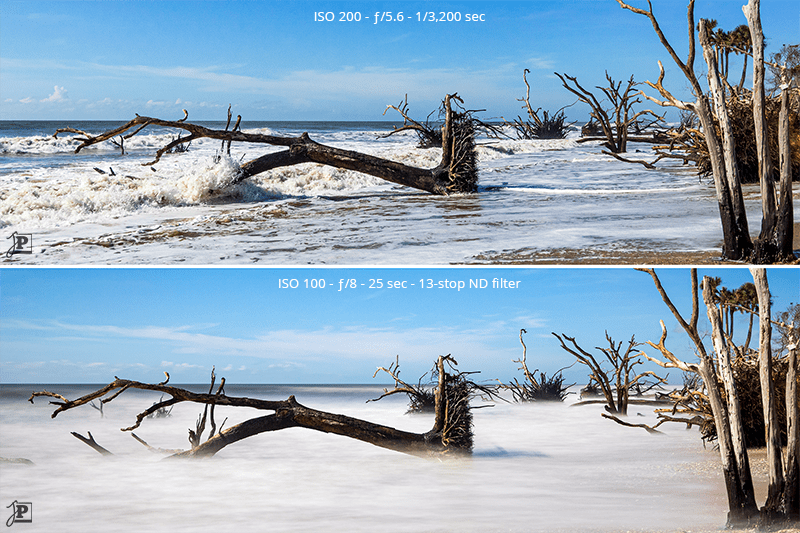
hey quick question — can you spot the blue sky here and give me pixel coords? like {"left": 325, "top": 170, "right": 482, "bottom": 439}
{"left": 1, "top": 1, "right": 797, "bottom": 121}
{"left": 1, "top": 267, "right": 797, "bottom": 384}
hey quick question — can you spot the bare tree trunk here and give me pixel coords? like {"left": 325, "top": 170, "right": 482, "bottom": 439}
{"left": 743, "top": 0, "right": 777, "bottom": 244}
{"left": 699, "top": 20, "right": 752, "bottom": 260}
{"left": 750, "top": 268, "right": 786, "bottom": 517}
{"left": 175, "top": 396, "right": 444, "bottom": 459}
{"left": 694, "top": 93, "right": 753, "bottom": 260}
{"left": 786, "top": 340, "right": 800, "bottom": 519}
{"left": 774, "top": 78, "right": 795, "bottom": 259}
{"left": 703, "top": 276, "right": 759, "bottom": 519}
{"left": 235, "top": 133, "right": 451, "bottom": 194}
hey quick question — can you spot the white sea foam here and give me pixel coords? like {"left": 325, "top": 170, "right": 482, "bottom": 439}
{"left": 1, "top": 156, "right": 242, "bottom": 228}
{"left": 1, "top": 123, "right": 796, "bottom": 264}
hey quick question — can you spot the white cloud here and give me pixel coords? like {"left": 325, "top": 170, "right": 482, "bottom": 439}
{"left": 8, "top": 319, "right": 508, "bottom": 367}
{"left": 19, "top": 97, "right": 34, "bottom": 104}
{"left": 526, "top": 57, "right": 556, "bottom": 70}
{"left": 80, "top": 60, "right": 515, "bottom": 104}
{"left": 161, "top": 360, "right": 204, "bottom": 370}
{"left": 268, "top": 362, "right": 305, "bottom": 369}
{"left": 41, "top": 85, "right": 67, "bottom": 102}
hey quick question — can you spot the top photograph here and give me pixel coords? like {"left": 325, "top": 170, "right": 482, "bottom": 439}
{"left": 1, "top": 0, "right": 798, "bottom": 265}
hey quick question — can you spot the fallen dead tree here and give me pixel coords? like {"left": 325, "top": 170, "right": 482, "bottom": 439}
{"left": 29, "top": 355, "right": 486, "bottom": 459}
{"left": 53, "top": 94, "right": 478, "bottom": 195}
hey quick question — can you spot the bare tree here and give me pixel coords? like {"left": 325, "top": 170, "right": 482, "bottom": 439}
{"left": 556, "top": 71, "right": 664, "bottom": 154}
{"left": 502, "top": 70, "right": 572, "bottom": 140}
{"left": 637, "top": 268, "right": 758, "bottom": 525}
{"left": 743, "top": 1, "right": 794, "bottom": 262}
{"left": 783, "top": 302, "right": 800, "bottom": 519}
{"left": 750, "top": 268, "right": 785, "bottom": 519}
{"left": 772, "top": 53, "right": 797, "bottom": 260}
{"left": 552, "top": 331, "right": 666, "bottom": 415}
{"left": 498, "top": 329, "right": 573, "bottom": 402}
{"left": 54, "top": 94, "right": 478, "bottom": 196}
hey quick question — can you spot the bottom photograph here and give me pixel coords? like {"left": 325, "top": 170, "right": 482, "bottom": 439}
{"left": 1, "top": 267, "right": 798, "bottom": 532}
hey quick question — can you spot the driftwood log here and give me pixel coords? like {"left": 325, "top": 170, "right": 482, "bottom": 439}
{"left": 54, "top": 94, "right": 477, "bottom": 195}
{"left": 29, "top": 355, "right": 481, "bottom": 459}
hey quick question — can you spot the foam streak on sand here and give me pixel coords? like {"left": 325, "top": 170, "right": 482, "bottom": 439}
{"left": 1, "top": 121, "right": 797, "bottom": 264}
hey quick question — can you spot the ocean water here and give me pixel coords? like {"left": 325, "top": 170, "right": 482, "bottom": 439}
{"left": 2, "top": 120, "right": 789, "bottom": 264}
{"left": 0, "top": 383, "right": 734, "bottom": 532}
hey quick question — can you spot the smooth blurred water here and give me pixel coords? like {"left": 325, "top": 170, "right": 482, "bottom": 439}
{"left": 0, "top": 384, "right": 730, "bottom": 532}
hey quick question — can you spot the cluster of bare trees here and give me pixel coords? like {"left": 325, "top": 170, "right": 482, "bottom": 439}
{"left": 634, "top": 267, "right": 799, "bottom": 526}
{"left": 615, "top": 0, "right": 795, "bottom": 263}
{"left": 491, "top": 267, "right": 799, "bottom": 526}
{"left": 517, "top": 0, "right": 796, "bottom": 263}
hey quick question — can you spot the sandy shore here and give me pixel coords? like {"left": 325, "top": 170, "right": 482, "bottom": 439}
{"left": 470, "top": 248, "right": 727, "bottom": 265}
{"left": 468, "top": 223, "right": 800, "bottom": 265}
